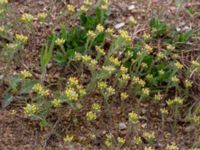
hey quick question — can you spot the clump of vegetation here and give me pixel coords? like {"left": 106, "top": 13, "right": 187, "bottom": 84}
{"left": 0, "top": 0, "right": 200, "bottom": 149}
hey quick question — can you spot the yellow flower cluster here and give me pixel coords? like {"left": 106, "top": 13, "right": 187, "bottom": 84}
{"left": 174, "top": 61, "right": 183, "bottom": 70}
{"left": 171, "top": 76, "right": 179, "bottom": 83}
{"left": 91, "top": 103, "right": 101, "bottom": 112}
{"left": 106, "top": 86, "right": 115, "bottom": 96}
{"left": 143, "top": 33, "right": 151, "bottom": 41}
{"left": 23, "top": 104, "right": 38, "bottom": 116}
{"left": 0, "top": 0, "right": 8, "bottom": 5}
{"left": 96, "top": 46, "right": 105, "bottom": 56}
{"left": 167, "top": 97, "right": 183, "bottom": 107}
{"left": 128, "top": 16, "right": 137, "bottom": 26}
{"left": 132, "top": 76, "right": 146, "bottom": 87}
{"left": 119, "top": 30, "right": 132, "bottom": 43}
{"left": 146, "top": 74, "right": 153, "bottom": 81}
{"left": 37, "top": 12, "right": 47, "bottom": 20}
{"left": 51, "top": 99, "right": 61, "bottom": 107}
{"left": 192, "top": 60, "right": 200, "bottom": 69}
{"left": 160, "top": 108, "right": 168, "bottom": 115}
{"left": 144, "top": 146, "right": 154, "bottom": 150}
{"left": 156, "top": 51, "right": 165, "bottom": 59}
{"left": 134, "top": 136, "right": 142, "bottom": 145}
{"left": 129, "top": 111, "right": 139, "bottom": 124}
{"left": 64, "top": 135, "right": 74, "bottom": 143}
{"left": 120, "top": 66, "right": 128, "bottom": 74}
{"left": 68, "top": 77, "right": 79, "bottom": 86}
{"left": 117, "top": 137, "right": 126, "bottom": 145}
{"left": 184, "top": 79, "right": 193, "bottom": 88}
{"left": 154, "top": 92, "right": 162, "bottom": 101}
{"left": 87, "top": 30, "right": 96, "bottom": 39}
{"left": 166, "top": 143, "right": 179, "bottom": 150}
{"left": 86, "top": 111, "right": 97, "bottom": 121}
{"left": 16, "top": 34, "right": 28, "bottom": 43}
{"left": 65, "top": 77, "right": 86, "bottom": 102}
{"left": 108, "top": 56, "right": 121, "bottom": 66}
{"left": 6, "top": 43, "right": 18, "bottom": 50}
{"left": 102, "top": 65, "right": 116, "bottom": 75}
{"left": 97, "top": 81, "right": 108, "bottom": 90}
{"left": 167, "top": 44, "right": 175, "bottom": 51}
{"left": 105, "top": 28, "right": 114, "bottom": 35}
{"left": 21, "top": 13, "right": 34, "bottom": 23}
{"left": 82, "top": 54, "right": 92, "bottom": 63}
{"left": 120, "top": 92, "right": 128, "bottom": 100}
{"left": 100, "top": 0, "right": 109, "bottom": 10}
{"left": 32, "top": 83, "right": 49, "bottom": 96}
{"left": 96, "top": 24, "right": 104, "bottom": 33}
{"left": 74, "top": 52, "right": 82, "bottom": 61}
{"left": 0, "top": 26, "right": 5, "bottom": 33}
{"left": 65, "top": 88, "right": 79, "bottom": 102}
{"left": 20, "top": 70, "right": 32, "bottom": 78}
{"left": 143, "top": 131, "right": 155, "bottom": 143}
{"left": 67, "top": 4, "right": 75, "bottom": 13}
{"left": 144, "top": 44, "right": 153, "bottom": 54}
{"left": 55, "top": 38, "right": 65, "bottom": 46}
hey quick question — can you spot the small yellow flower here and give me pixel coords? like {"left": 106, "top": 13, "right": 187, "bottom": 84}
{"left": 96, "top": 46, "right": 105, "bottom": 56}
{"left": 166, "top": 143, "right": 179, "bottom": 150}
{"left": 167, "top": 97, "right": 183, "bottom": 107}
{"left": 68, "top": 77, "right": 79, "bottom": 86}
{"left": 157, "top": 51, "right": 165, "bottom": 59}
{"left": 80, "top": 5, "right": 89, "bottom": 12}
{"left": 82, "top": 54, "right": 92, "bottom": 63}
{"left": 83, "top": 0, "right": 93, "bottom": 6}
{"left": 144, "top": 146, "right": 154, "bottom": 150}
{"left": 0, "top": 0, "right": 8, "bottom": 5}
{"left": 143, "top": 131, "right": 155, "bottom": 143}
{"left": 171, "top": 76, "right": 179, "bottom": 83}
{"left": 154, "top": 92, "right": 162, "bottom": 101}
{"left": 51, "top": 99, "right": 61, "bottom": 107}
{"left": 174, "top": 61, "right": 183, "bottom": 70}
{"left": 24, "top": 104, "right": 38, "bottom": 116}
{"left": 64, "top": 135, "right": 74, "bottom": 143}
{"left": 129, "top": 111, "right": 139, "bottom": 124}
{"left": 108, "top": 56, "right": 121, "bottom": 66}
{"left": 37, "top": 12, "right": 47, "bottom": 20}
{"left": 143, "top": 33, "right": 151, "bottom": 41}
{"left": 20, "top": 70, "right": 32, "bottom": 78}
{"left": 128, "top": 16, "right": 137, "bottom": 25}
{"left": 21, "top": 13, "right": 34, "bottom": 23}
{"left": 102, "top": 65, "right": 116, "bottom": 75}
{"left": 32, "top": 83, "right": 49, "bottom": 96}
{"left": 141, "top": 62, "right": 148, "bottom": 69}
{"left": 105, "top": 28, "right": 114, "bottom": 35}
{"left": 96, "top": 24, "right": 104, "bottom": 33}
{"left": 144, "top": 44, "right": 153, "bottom": 54}
{"left": 121, "top": 74, "right": 130, "bottom": 80}
{"left": 132, "top": 76, "right": 145, "bottom": 87}
{"left": 119, "top": 30, "right": 132, "bottom": 43}
{"left": 142, "top": 88, "right": 150, "bottom": 96}
{"left": 97, "top": 81, "right": 108, "bottom": 90}
{"left": 158, "top": 69, "right": 165, "bottom": 76}
{"left": 160, "top": 108, "right": 168, "bottom": 115}
{"left": 74, "top": 52, "right": 82, "bottom": 61}
{"left": 16, "top": 34, "right": 28, "bottom": 43}
{"left": 167, "top": 44, "right": 175, "bottom": 51}
{"left": 92, "top": 103, "right": 101, "bottom": 112}
{"left": 117, "top": 137, "right": 126, "bottom": 145}
{"left": 146, "top": 74, "right": 153, "bottom": 81}
{"left": 67, "top": 4, "right": 75, "bottom": 13}
{"left": 106, "top": 86, "right": 115, "bottom": 96}
{"left": 134, "top": 136, "right": 142, "bottom": 145}
{"left": 120, "top": 92, "right": 128, "bottom": 100}
{"left": 86, "top": 111, "right": 97, "bottom": 121}
{"left": 191, "top": 60, "right": 200, "bottom": 68}
{"left": 55, "top": 38, "right": 65, "bottom": 46}
{"left": 120, "top": 66, "right": 128, "bottom": 74}
{"left": 184, "top": 79, "right": 193, "bottom": 88}
{"left": 65, "top": 88, "right": 79, "bottom": 102}
{"left": 0, "top": 26, "right": 5, "bottom": 33}
{"left": 87, "top": 30, "right": 96, "bottom": 38}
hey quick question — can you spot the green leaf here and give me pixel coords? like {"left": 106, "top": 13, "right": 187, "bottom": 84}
{"left": 21, "top": 79, "right": 38, "bottom": 94}
{"left": 149, "top": 18, "right": 167, "bottom": 36}
{"left": 2, "top": 94, "right": 13, "bottom": 108}
{"left": 10, "top": 75, "right": 22, "bottom": 92}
